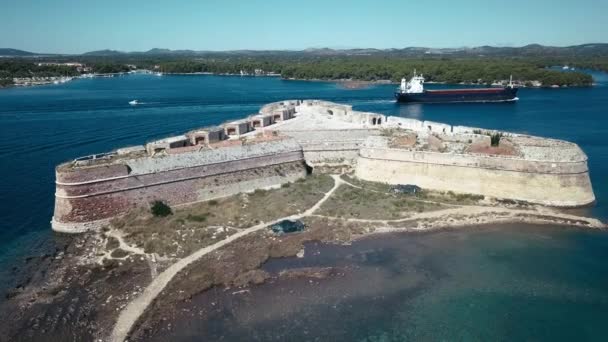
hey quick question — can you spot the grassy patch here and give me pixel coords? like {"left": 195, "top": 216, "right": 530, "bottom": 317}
{"left": 342, "top": 175, "right": 485, "bottom": 206}
{"left": 417, "top": 190, "right": 485, "bottom": 205}
{"left": 317, "top": 184, "right": 444, "bottom": 220}
{"left": 341, "top": 175, "right": 392, "bottom": 192}
{"left": 113, "top": 174, "right": 335, "bottom": 258}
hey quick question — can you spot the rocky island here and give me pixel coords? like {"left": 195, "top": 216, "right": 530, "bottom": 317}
{"left": 1, "top": 100, "right": 602, "bottom": 341}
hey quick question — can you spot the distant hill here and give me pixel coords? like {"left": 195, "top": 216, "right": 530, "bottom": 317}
{"left": 0, "top": 48, "right": 38, "bottom": 57}
{"left": 82, "top": 49, "right": 126, "bottom": 56}
{"left": 4, "top": 43, "right": 608, "bottom": 58}
{"left": 77, "top": 43, "right": 608, "bottom": 58}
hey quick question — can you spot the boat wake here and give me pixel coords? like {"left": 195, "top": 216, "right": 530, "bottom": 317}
{"left": 350, "top": 99, "right": 395, "bottom": 105}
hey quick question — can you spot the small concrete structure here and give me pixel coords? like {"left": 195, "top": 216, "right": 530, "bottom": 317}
{"left": 370, "top": 115, "right": 384, "bottom": 126}
{"left": 187, "top": 127, "right": 225, "bottom": 146}
{"left": 250, "top": 114, "right": 273, "bottom": 128}
{"left": 146, "top": 135, "right": 188, "bottom": 155}
{"left": 271, "top": 109, "right": 292, "bottom": 122}
{"left": 224, "top": 121, "right": 250, "bottom": 136}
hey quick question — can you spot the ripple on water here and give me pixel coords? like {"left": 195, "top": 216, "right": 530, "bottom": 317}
{"left": 140, "top": 224, "right": 608, "bottom": 341}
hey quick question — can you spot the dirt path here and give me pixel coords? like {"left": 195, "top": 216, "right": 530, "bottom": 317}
{"left": 110, "top": 175, "right": 343, "bottom": 342}
{"left": 110, "top": 174, "right": 602, "bottom": 341}
{"left": 313, "top": 205, "right": 605, "bottom": 229}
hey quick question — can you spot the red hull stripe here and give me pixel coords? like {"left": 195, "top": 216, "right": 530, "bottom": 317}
{"left": 427, "top": 88, "right": 506, "bottom": 95}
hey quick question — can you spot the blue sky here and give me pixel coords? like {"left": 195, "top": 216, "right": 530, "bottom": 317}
{"left": 1, "top": 0, "right": 606, "bottom": 53}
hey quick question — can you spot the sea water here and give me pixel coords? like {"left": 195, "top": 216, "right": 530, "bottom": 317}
{"left": 1, "top": 73, "right": 608, "bottom": 339}
{"left": 148, "top": 224, "right": 608, "bottom": 341}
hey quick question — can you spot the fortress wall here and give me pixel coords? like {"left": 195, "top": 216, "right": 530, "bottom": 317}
{"left": 280, "top": 129, "right": 379, "bottom": 142}
{"left": 439, "top": 133, "right": 489, "bottom": 144}
{"left": 52, "top": 100, "right": 599, "bottom": 232}
{"left": 357, "top": 146, "right": 589, "bottom": 174}
{"left": 53, "top": 161, "right": 307, "bottom": 231}
{"left": 297, "top": 103, "right": 351, "bottom": 118}
{"left": 53, "top": 160, "right": 307, "bottom": 232}
{"left": 279, "top": 129, "right": 380, "bottom": 167}
{"left": 424, "top": 121, "right": 453, "bottom": 134}
{"left": 452, "top": 125, "right": 484, "bottom": 134}
{"left": 126, "top": 138, "right": 302, "bottom": 175}
{"left": 259, "top": 100, "right": 301, "bottom": 115}
{"left": 56, "top": 151, "right": 304, "bottom": 197}
{"left": 355, "top": 148, "right": 595, "bottom": 207}
{"left": 303, "top": 149, "right": 360, "bottom": 166}
{"left": 193, "top": 161, "right": 307, "bottom": 201}
{"left": 56, "top": 164, "right": 129, "bottom": 184}
{"left": 386, "top": 117, "right": 425, "bottom": 131}
{"left": 53, "top": 139, "right": 308, "bottom": 232}
{"left": 300, "top": 141, "right": 362, "bottom": 167}
{"left": 296, "top": 102, "right": 386, "bottom": 127}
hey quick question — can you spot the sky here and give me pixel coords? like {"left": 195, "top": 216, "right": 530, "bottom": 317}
{"left": 1, "top": 0, "right": 607, "bottom": 54}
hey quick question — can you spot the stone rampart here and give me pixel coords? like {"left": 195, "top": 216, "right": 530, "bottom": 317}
{"left": 52, "top": 99, "right": 597, "bottom": 233}
{"left": 52, "top": 138, "right": 307, "bottom": 232}
{"left": 355, "top": 136, "right": 595, "bottom": 207}
{"left": 275, "top": 129, "right": 381, "bottom": 168}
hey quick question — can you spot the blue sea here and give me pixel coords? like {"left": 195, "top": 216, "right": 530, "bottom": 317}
{"left": 1, "top": 73, "right": 608, "bottom": 340}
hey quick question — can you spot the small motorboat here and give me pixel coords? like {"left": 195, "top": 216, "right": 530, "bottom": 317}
{"left": 129, "top": 100, "right": 139, "bottom": 106}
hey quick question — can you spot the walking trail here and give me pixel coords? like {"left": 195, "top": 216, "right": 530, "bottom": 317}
{"left": 110, "top": 174, "right": 603, "bottom": 341}
{"left": 110, "top": 175, "right": 344, "bottom": 342}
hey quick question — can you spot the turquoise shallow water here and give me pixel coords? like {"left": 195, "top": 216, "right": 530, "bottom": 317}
{"left": 147, "top": 224, "right": 608, "bottom": 341}
{"left": 1, "top": 73, "right": 608, "bottom": 339}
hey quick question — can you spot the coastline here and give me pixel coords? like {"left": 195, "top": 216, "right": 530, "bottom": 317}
{"left": 284, "top": 77, "right": 592, "bottom": 89}
{"left": 0, "top": 71, "right": 593, "bottom": 90}
{"left": 1, "top": 86, "right": 606, "bottom": 341}
{"left": 1, "top": 171, "right": 603, "bottom": 341}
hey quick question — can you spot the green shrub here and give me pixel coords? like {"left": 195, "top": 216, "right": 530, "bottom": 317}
{"left": 150, "top": 200, "right": 172, "bottom": 217}
{"left": 490, "top": 132, "right": 503, "bottom": 147}
{"left": 187, "top": 213, "right": 208, "bottom": 222}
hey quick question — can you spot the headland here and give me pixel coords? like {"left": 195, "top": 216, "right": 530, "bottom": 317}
{"left": 1, "top": 99, "right": 602, "bottom": 341}
{"left": 52, "top": 99, "right": 595, "bottom": 233}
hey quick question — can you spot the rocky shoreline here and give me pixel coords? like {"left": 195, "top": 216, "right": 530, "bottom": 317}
{"left": 0, "top": 198, "right": 603, "bottom": 341}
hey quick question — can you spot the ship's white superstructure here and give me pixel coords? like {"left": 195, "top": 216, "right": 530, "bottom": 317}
{"left": 399, "top": 71, "right": 425, "bottom": 94}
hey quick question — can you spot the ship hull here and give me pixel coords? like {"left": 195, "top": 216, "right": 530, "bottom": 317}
{"left": 395, "top": 87, "right": 518, "bottom": 103}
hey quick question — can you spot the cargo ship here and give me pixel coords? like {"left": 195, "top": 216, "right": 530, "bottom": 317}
{"left": 395, "top": 72, "right": 518, "bottom": 103}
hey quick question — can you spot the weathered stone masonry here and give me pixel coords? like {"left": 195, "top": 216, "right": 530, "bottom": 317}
{"left": 53, "top": 138, "right": 307, "bottom": 233}
{"left": 52, "top": 99, "right": 596, "bottom": 233}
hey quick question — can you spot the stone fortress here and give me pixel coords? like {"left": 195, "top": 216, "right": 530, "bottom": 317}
{"left": 52, "top": 100, "right": 596, "bottom": 233}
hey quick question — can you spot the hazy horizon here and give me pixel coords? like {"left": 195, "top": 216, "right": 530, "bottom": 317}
{"left": 4, "top": 42, "right": 608, "bottom": 55}
{"left": 1, "top": 0, "right": 607, "bottom": 54}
